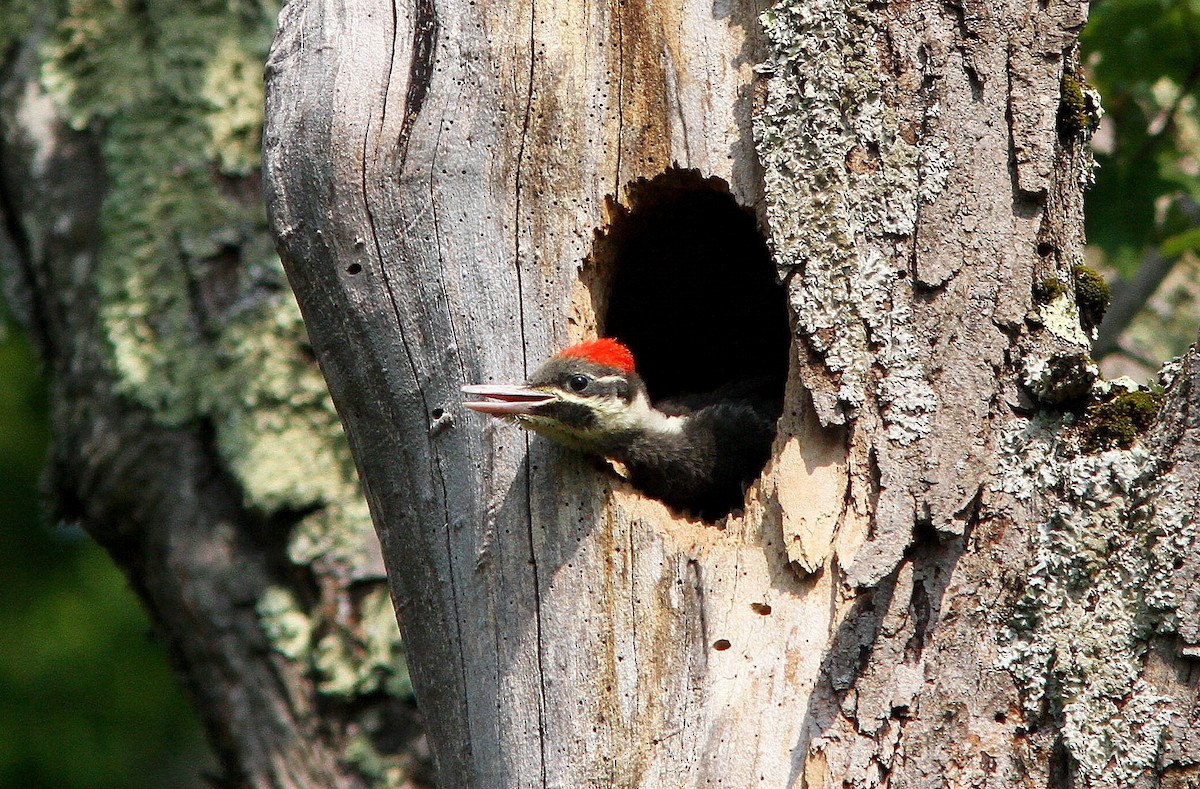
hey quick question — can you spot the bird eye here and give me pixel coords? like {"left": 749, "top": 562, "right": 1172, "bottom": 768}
{"left": 568, "top": 374, "right": 590, "bottom": 392}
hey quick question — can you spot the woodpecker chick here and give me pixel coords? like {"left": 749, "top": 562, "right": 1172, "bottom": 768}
{"left": 462, "top": 338, "right": 779, "bottom": 520}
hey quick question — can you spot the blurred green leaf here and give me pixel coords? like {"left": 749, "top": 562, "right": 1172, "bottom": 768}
{"left": 0, "top": 316, "right": 208, "bottom": 789}
{"left": 1083, "top": 0, "right": 1200, "bottom": 90}
{"left": 1086, "top": 147, "right": 1167, "bottom": 270}
{"left": 1159, "top": 226, "right": 1200, "bottom": 256}
{"left": 1083, "top": 0, "right": 1200, "bottom": 282}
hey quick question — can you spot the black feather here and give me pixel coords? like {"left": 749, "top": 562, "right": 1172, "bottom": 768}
{"left": 618, "top": 382, "right": 782, "bottom": 520}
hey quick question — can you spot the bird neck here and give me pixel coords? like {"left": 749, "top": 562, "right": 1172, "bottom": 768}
{"left": 603, "top": 393, "right": 696, "bottom": 468}
{"left": 624, "top": 392, "right": 688, "bottom": 439}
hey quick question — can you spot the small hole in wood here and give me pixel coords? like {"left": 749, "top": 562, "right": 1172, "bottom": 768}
{"left": 431, "top": 407, "right": 445, "bottom": 420}
{"left": 346, "top": 263, "right": 363, "bottom": 275}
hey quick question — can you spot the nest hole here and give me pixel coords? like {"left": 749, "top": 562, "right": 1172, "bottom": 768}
{"left": 593, "top": 170, "right": 790, "bottom": 405}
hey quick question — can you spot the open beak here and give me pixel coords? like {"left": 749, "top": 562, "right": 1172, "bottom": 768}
{"left": 461, "top": 384, "right": 558, "bottom": 416}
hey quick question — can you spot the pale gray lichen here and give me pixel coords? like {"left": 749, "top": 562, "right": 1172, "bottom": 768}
{"left": 1039, "top": 292, "right": 1093, "bottom": 346}
{"left": 33, "top": 0, "right": 409, "bottom": 728}
{"left": 1021, "top": 352, "right": 1098, "bottom": 405}
{"left": 1021, "top": 284, "right": 1099, "bottom": 404}
{"left": 755, "top": 0, "right": 942, "bottom": 435}
{"left": 1091, "top": 376, "right": 1144, "bottom": 400}
{"left": 917, "top": 130, "right": 953, "bottom": 204}
{"left": 992, "top": 415, "right": 1188, "bottom": 785}
{"left": 878, "top": 303, "right": 939, "bottom": 445}
{"left": 1158, "top": 356, "right": 1184, "bottom": 389}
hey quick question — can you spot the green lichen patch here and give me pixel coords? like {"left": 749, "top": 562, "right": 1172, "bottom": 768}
{"left": 258, "top": 583, "right": 410, "bottom": 700}
{"left": 37, "top": 0, "right": 382, "bottom": 561}
{"left": 313, "top": 586, "right": 410, "bottom": 698}
{"left": 200, "top": 34, "right": 267, "bottom": 176}
{"left": 257, "top": 586, "right": 315, "bottom": 661}
{"left": 1073, "top": 264, "right": 1112, "bottom": 329}
{"left": 34, "top": 0, "right": 408, "bottom": 722}
{"left": 1033, "top": 277, "right": 1066, "bottom": 305}
{"left": 344, "top": 732, "right": 426, "bottom": 789}
{"left": 1079, "top": 391, "right": 1164, "bottom": 452}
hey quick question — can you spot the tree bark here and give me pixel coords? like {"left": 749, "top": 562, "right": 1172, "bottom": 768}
{"left": 264, "top": 0, "right": 1200, "bottom": 786}
{"left": 0, "top": 4, "right": 429, "bottom": 787}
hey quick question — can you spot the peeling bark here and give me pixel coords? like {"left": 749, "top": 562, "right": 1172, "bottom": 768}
{"left": 263, "top": 0, "right": 1200, "bottom": 784}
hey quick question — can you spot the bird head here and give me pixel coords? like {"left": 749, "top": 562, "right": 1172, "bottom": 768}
{"left": 462, "top": 338, "right": 668, "bottom": 455}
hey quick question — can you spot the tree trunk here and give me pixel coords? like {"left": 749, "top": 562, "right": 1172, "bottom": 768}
{"left": 265, "top": 0, "right": 1200, "bottom": 786}
{"left": 0, "top": 4, "right": 429, "bottom": 787}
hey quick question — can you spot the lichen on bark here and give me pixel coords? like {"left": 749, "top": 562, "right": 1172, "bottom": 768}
{"left": 993, "top": 408, "right": 1187, "bottom": 784}
{"left": 753, "top": 0, "right": 947, "bottom": 435}
{"left": 13, "top": 0, "right": 410, "bottom": 773}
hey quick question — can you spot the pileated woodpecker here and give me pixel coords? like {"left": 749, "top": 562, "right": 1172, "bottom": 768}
{"left": 462, "top": 338, "right": 780, "bottom": 520}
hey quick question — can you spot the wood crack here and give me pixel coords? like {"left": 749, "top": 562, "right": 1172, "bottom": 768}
{"left": 358, "top": 2, "right": 473, "bottom": 756}
{"left": 614, "top": 0, "right": 625, "bottom": 195}
{"left": 512, "top": 0, "right": 549, "bottom": 782}
{"left": 397, "top": 0, "right": 439, "bottom": 163}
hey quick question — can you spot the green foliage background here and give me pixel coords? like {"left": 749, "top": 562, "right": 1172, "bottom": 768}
{"left": 0, "top": 316, "right": 208, "bottom": 788}
{"left": 1083, "top": 0, "right": 1200, "bottom": 371}
{"left": 1084, "top": 0, "right": 1200, "bottom": 273}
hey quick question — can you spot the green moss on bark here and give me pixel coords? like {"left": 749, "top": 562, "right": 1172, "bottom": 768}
{"left": 1058, "top": 70, "right": 1102, "bottom": 140}
{"left": 1033, "top": 277, "right": 1066, "bottom": 304}
{"left": 1080, "top": 391, "right": 1164, "bottom": 452}
{"left": 1073, "top": 264, "right": 1111, "bottom": 328}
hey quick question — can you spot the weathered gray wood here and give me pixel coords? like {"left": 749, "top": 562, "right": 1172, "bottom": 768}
{"left": 264, "top": 0, "right": 1200, "bottom": 786}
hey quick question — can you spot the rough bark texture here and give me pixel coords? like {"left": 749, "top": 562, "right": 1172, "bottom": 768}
{"left": 261, "top": 0, "right": 1200, "bottom": 785}
{"left": 264, "top": 0, "right": 1200, "bottom": 785}
{"left": 0, "top": 3, "right": 429, "bottom": 787}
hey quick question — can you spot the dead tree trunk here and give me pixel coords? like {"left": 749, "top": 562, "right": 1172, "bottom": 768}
{"left": 264, "top": 0, "right": 1200, "bottom": 786}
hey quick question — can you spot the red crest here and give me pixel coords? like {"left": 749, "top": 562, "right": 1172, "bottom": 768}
{"left": 556, "top": 338, "right": 636, "bottom": 373}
